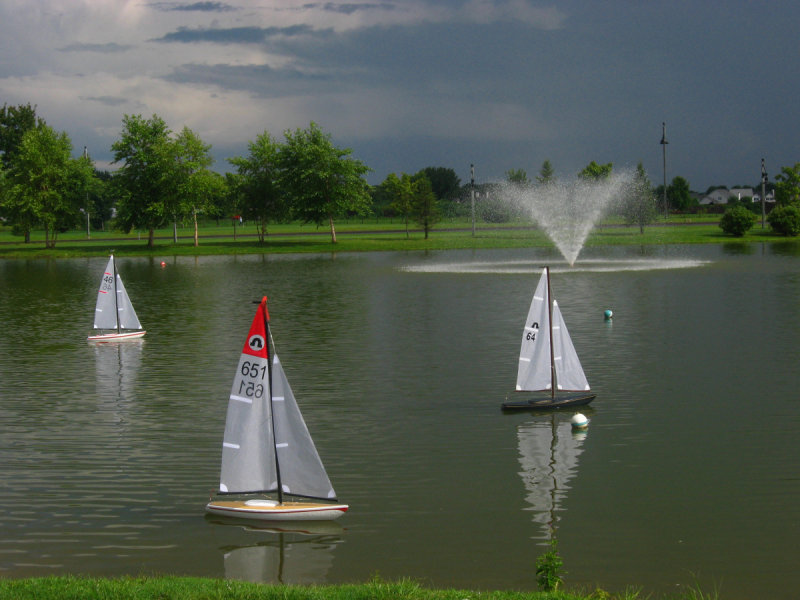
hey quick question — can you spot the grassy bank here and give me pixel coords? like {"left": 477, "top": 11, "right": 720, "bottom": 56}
{"left": 2, "top": 216, "right": 797, "bottom": 259}
{"left": 0, "top": 576, "right": 718, "bottom": 600}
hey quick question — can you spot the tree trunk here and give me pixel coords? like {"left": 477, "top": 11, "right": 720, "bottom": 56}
{"left": 193, "top": 208, "right": 199, "bottom": 247}
{"left": 148, "top": 228, "right": 155, "bottom": 248}
{"left": 329, "top": 215, "right": 337, "bottom": 243}
{"left": 173, "top": 218, "right": 178, "bottom": 243}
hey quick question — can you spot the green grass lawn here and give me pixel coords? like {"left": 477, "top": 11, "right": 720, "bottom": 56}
{"left": 1, "top": 215, "right": 796, "bottom": 259}
{"left": 0, "top": 575, "right": 719, "bottom": 600}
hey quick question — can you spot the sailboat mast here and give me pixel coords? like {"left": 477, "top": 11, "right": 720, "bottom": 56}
{"left": 263, "top": 298, "right": 284, "bottom": 504}
{"left": 112, "top": 256, "right": 121, "bottom": 334}
{"left": 546, "top": 267, "right": 556, "bottom": 398}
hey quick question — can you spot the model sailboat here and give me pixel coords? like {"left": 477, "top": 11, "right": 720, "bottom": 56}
{"left": 502, "top": 267, "right": 595, "bottom": 411}
{"left": 88, "top": 255, "right": 146, "bottom": 342}
{"left": 206, "top": 297, "right": 348, "bottom": 521}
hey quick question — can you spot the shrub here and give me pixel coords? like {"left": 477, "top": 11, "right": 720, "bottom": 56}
{"left": 767, "top": 204, "right": 800, "bottom": 236}
{"left": 719, "top": 205, "right": 756, "bottom": 237}
{"left": 535, "top": 539, "right": 564, "bottom": 592}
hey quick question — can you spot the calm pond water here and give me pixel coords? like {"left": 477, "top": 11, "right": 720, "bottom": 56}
{"left": 1, "top": 244, "right": 799, "bottom": 598}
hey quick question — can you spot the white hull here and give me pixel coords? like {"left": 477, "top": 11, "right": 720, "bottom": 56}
{"left": 88, "top": 330, "right": 146, "bottom": 342}
{"left": 205, "top": 499, "right": 348, "bottom": 522}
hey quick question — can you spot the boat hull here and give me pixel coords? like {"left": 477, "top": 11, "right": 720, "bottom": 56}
{"left": 88, "top": 330, "right": 146, "bottom": 342}
{"left": 205, "top": 499, "right": 348, "bottom": 522}
{"left": 502, "top": 391, "right": 596, "bottom": 411}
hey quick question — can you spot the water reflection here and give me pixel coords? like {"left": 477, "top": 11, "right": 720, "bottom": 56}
{"left": 516, "top": 412, "right": 589, "bottom": 540}
{"left": 208, "top": 518, "right": 343, "bottom": 584}
{"left": 94, "top": 339, "right": 143, "bottom": 405}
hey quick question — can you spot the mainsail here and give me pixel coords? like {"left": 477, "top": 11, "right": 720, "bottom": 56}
{"left": 92, "top": 256, "right": 143, "bottom": 331}
{"left": 218, "top": 298, "right": 337, "bottom": 502}
{"left": 516, "top": 270, "right": 551, "bottom": 391}
{"left": 516, "top": 268, "right": 590, "bottom": 393}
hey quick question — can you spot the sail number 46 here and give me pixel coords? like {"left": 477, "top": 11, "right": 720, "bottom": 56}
{"left": 239, "top": 360, "right": 266, "bottom": 398}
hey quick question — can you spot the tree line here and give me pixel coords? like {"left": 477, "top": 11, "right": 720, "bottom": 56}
{"left": 3, "top": 102, "right": 800, "bottom": 247}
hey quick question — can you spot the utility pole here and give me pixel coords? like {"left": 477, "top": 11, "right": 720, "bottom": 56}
{"left": 660, "top": 122, "right": 668, "bottom": 220}
{"left": 84, "top": 146, "right": 90, "bottom": 239}
{"left": 470, "top": 163, "right": 476, "bottom": 237}
{"left": 761, "top": 158, "right": 768, "bottom": 229}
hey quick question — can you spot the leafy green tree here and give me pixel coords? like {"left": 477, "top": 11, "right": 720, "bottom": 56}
{"left": 420, "top": 166, "right": 461, "bottom": 201}
{"left": 0, "top": 103, "right": 42, "bottom": 170}
{"left": 89, "top": 170, "right": 115, "bottom": 231}
{"left": 667, "top": 176, "right": 695, "bottom": 212}
{"left": 774, "top": 163, "right": 800, "bottom": 206}
{"left": 377, "top": 172, "right": 415, "bottom": 237}
{"left": 411, "top": 172, "right": 440, "bottom": 239}
{"left": 111, "top": 114, "right": 174, "bottom": 247}
{"left": 767, "top": 204, "right": 800, "bottom": 236}
{"left": 278, "top": 122, "right": 371, "bottom": 243}
{"left": 624, "top": 163, "right": 657, "bottom": 233}
{"left": 536, "top": 159, "right": 555, "bottom": 184}
{"left": 505, "top": 168, "right": 529, "bottom": 185}
{"left": 228, "top": 132, "right": 287, "bottom": 243}
{"left": 3, "top": 123, "right": 92, "bottom": 248}
{"left": 719, "top": 205, "right": 757, "bottom": 237}
{"left": 172, "top": 127, "right": 221, "bottom": 246}
{"left": 578, "top": 160, "right": 612, "bottom": 180}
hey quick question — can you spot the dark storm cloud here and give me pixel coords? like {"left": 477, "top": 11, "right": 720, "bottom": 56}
{"left": 150, "top": 2, "right": 236, "bottom": 12}
{"left": 81, "top": 96, "right": 130, "bottom": 107}
{"left": 162, "top": 62, "right": 335, "bottom": 96}
{"left": 301, "top": 2, "right": 397, "bottom": 15}
{"left": 60, "top": 42, "right": 133, "bottom": 53}
{"left": 152, "top": 24, "right": 318, "bottom": 44}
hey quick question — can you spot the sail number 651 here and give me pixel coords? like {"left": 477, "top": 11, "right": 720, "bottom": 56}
{"left": 240, "top": 361, "right": 267, "bottom": 380}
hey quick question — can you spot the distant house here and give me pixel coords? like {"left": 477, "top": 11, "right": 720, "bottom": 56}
{"left": 752, "top": 190, "right": 776, "bottom": 203}
{"left": 700, "top": 189, "right": 730, "bottom": 205}
{"left": 730, "top": 187, "right": 754, "bottom": 201}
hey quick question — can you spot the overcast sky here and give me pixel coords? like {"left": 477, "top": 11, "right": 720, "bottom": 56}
{"left": 1, "top": 0, "right": 797, "bottom": 191}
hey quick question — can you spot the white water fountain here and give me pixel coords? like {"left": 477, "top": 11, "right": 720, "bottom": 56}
{"left": 500, "top": 171, "right": 634, "bottom": 266}
{"left": 401, "top": 169, "right": 709, "bottom": 274}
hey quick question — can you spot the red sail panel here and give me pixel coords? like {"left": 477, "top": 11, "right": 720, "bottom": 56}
{"left": 241, "top": 296, "right": 270, "bottom": 358}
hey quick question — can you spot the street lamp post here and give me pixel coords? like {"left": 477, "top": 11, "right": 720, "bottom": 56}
{"left": 470, "top": 163, "right": 476, "bottom": 237}
{"left": 761, "top": 158, "right": 768, "bottom": 229}
{"left": 660, "top": 122, "right": 668, "bottom": 220}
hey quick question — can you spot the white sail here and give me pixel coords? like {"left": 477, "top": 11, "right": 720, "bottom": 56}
{"left": 219, "top": 348, "right": 275, "bottom": 494}
{"left": 114, "top": 274, "right": 142, "bottom": 330}
{"left": 551, "top": 300, "right": 590, "bottom": 391}
{"left": 92, "top": 255, "right": 142, "bottom": 331}
{"left": 218, "top": 299, "right": 336, "bottom": 501}
{"left": 93, "top": 256, "right": 119, "bottom": 330}
{"left": 271, "top": 354, "right": 337, "bottom": 500}
{"left": 515, "top": 267, "right": 590, "bottom": 393}
{"left": 516, "top": 268, "right": 553, "bottom": 391}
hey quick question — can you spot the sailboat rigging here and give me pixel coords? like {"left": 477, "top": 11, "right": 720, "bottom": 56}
{"left": 206, "top": 297, "right": 348, "bottom": 521}
{"left": 502, "top": 266, "right": 596, "bottom": 411}
{"left": 87, "top": 255, "right": 146, "bottom": 342}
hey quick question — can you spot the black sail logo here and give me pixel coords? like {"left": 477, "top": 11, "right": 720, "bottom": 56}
{"left": 248, "top": 334, "right": 266, "bottom": 352}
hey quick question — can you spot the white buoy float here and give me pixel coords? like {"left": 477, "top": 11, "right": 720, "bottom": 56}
{"left": 571, "top": 412, "right": 589, "bottom": 429}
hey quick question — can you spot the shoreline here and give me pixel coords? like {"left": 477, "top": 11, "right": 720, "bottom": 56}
{"left": 1, "top": 219, "right": 796, "bottom": 260}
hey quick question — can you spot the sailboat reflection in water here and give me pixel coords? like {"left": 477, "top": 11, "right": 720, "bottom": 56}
{"left": 210, "top": 520, "right": 343, "bottom": 584}
{"left": 517, "top": 413, "right": 588, "bottom": 540}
